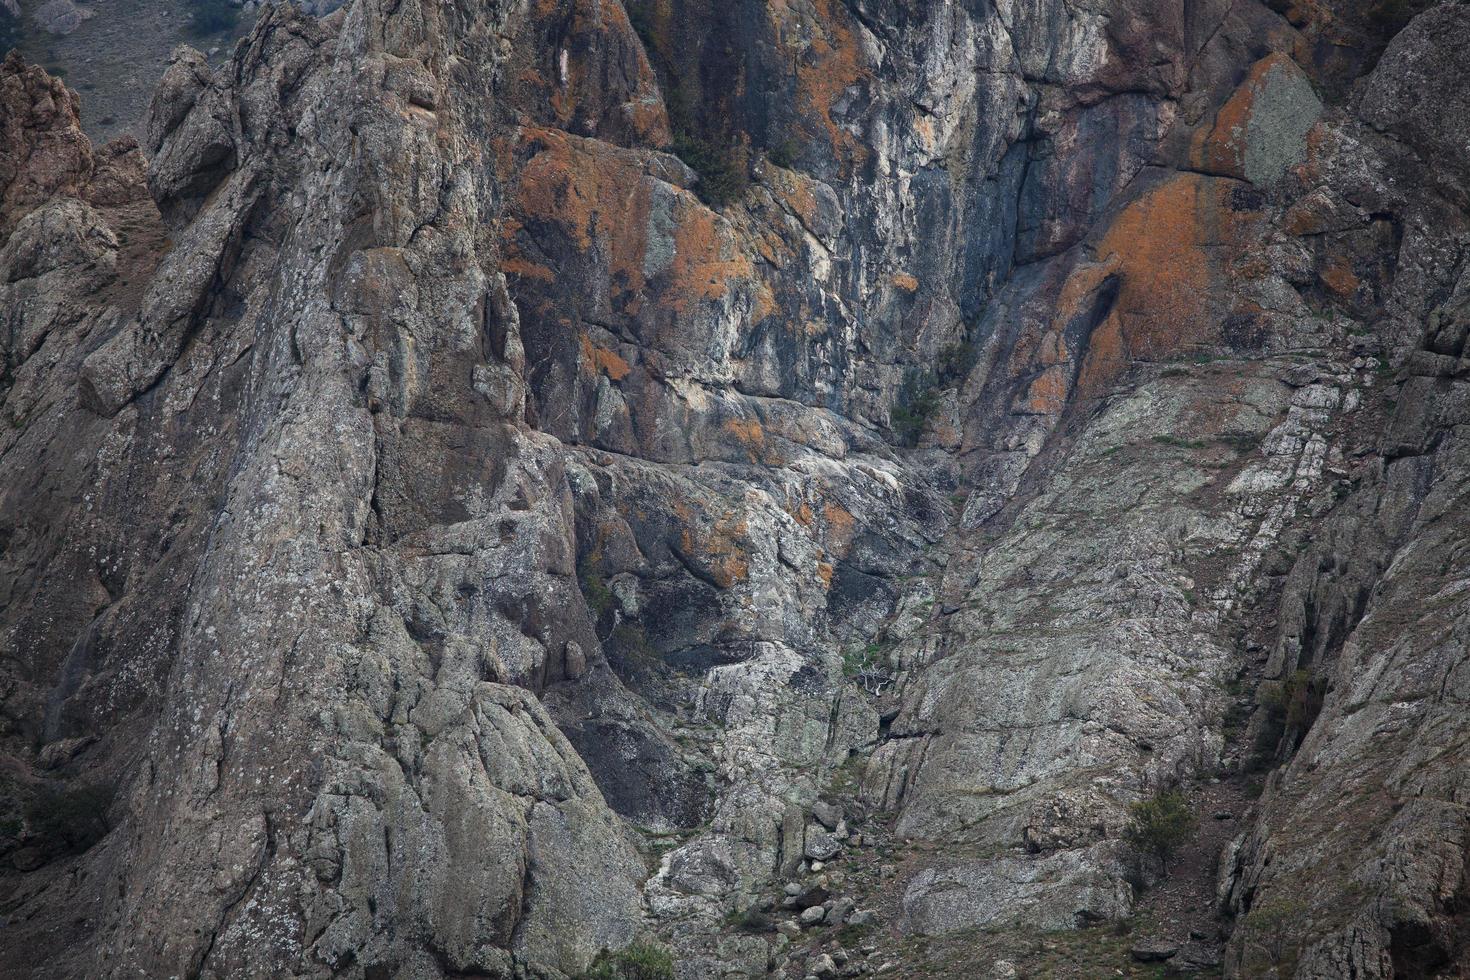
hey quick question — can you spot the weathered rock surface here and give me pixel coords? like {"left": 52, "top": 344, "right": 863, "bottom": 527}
{"left": 3, "top": 0, "right": 1470, "bottom": 978}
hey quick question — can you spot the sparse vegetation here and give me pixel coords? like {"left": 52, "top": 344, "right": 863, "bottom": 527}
{"left": 626, "top": 3, "right": 658, "bottom": 52}
{"left": 1367, "top": 0, "right": 1429, "bottom": 33}
{"left": 581, "top": 940, "right": 675, "bottom": 980}
{"left": 843, "top": 642, "right": 895, "bottom": 695}
{"left": 1122, "top": 788, "right": 1196, "bottom": 876}
{"left": 725, "top": 905, "right": 772, "bottom": 933}
{"left": 891, "top": 369, "right": 942, "bottom": 447}
{"left": 579, "top": 553, "right": 616, "bottom": 618}
{"left": 664, "top": 78, "right": 749, "bottom": 208}
{"left": 937, "top": 339, "right": 978, "bottom": 382}
{"left": 25, "top": 782, "right": 114, "bottom": 854}
{"left": 1253, "top": 668, "right": 1324, "bottom": 764}
{"left": 672, "top": 130, "right": 749, "bottom": 208}
{"left": 1241, "top": 896, "right": 1307, "bottom": 975}
{"left": 1152, "top": 434, "right": 1207, "bottom": 450}
{"left": 766, "top": 135, "right": 802, "bottom": 170}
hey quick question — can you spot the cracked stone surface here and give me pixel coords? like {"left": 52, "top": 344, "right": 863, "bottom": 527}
{"left": 3, "top": 0, "right": 1470, "bottom": 978}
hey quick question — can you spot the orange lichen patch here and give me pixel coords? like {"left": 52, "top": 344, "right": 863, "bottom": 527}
{"left": 665, "top": 204, "right": 755, "bottom": 314}
{"left": 1067, "top": 172, "right": 1253, "bottom": 400}
{"left": 766, "top": 0, "right": 872, "bottom": 174}
{"left": 817, "top": 561, "right": 834, "bottom": 587}
{"left": 1023, "top": 364, "right": 1072, "bottom": 416}
{"left": 1320, "top": 258, "right": 1361, "bottom": 298}
{"left": 822, "top": 500, "right": 857, "bottom": 556}
{"left": 579, "top": 332, "right": 632, "bottom": 381}
{"left": 677, "top": 511, "right": 752, "bottom": 589}
{"left": 507, "top": 126, "right": 654, "bottom": 299}
{"left": 755, "top": 283, "right": 780, "bottom": 323}
{"left": 1294, "top": 121, "right": 1332, "bottom": 184}
{"left": 892, "top": 273, "right": 920, "bottom": 293}
{"left": 724, "top": 417, "right": 764, "bottom": 444}
{"left": 770, "top": 168, "right": 823, "bottom": 231}
{"left": 1191, "top": 53, "right": 1295, "bottom": 178}
{"left": 502, "top": 254, "right": 554, "bottom": 283}
{"left": 789, "top": 499, "right": 816, "bottom": 526}
{"left": 914, "top": 113, "right": 937, "bottom": 153}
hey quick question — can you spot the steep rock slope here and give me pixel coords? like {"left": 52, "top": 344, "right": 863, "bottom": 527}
{"left": 0, "top": 0, "right": 1467, "bottom": 978}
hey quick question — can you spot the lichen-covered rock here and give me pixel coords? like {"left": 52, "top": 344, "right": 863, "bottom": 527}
{"left": 5, "top": 0, "right": 1470, "bottom": 978}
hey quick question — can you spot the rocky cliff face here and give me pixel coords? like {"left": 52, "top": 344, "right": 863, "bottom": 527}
{"left": 2, "top": 0, "right": 1469, "bottom": 977}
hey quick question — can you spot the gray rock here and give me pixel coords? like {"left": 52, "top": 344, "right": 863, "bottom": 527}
{"left": 1130, "top": 943, "right": 1179, "bottom": 963}
{"left": 804, "top": 824, "right": 842, "bottom": 862}
{"left": 812, "top": 800, "right": 843, "bottom": 831}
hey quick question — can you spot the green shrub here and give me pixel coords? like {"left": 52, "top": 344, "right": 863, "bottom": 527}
{"left": 579, "top": 554, "right": 616, "bottom": 618}
{"left": 843, "top": 642, "right": 895, "bottom": 695}
{"left": 581, "top": 940, "right": 675, "bottom": 980}
{"left": 1122, "top": 789, "right": 1195, "bottom": 875}
{"left": 626, "top": 3, "right": 658, "bottom": 51}
{"left": 724, "top": 905, "right": 772, "bottom": 933}
{"left": 1241, "top": 896, "right": 1306, "bottom": 974}
{"left": 767, "top": 136, "right": 801, "bottom": 170}
{"left": 890, "top": 370, "right": 942, "bottom": 447}
{"left": 937, "top": 340, "right": 978, "bottom": 382}
{"left": 26, "top": 782, "right": 114, "bottom": 853}
{"left": 1367, "top": 0, "right": 1427, "bottom": 32}
{"left": 673, "top": 131, "right": 749, "bottom": 209}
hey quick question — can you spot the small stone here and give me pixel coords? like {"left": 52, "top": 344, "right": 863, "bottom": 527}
{"left": 785, "top": 881, "right": 802, "bottom": 896}
{"left": 777, "top": 919, "right": 802, "bottom": 939}
{"left": 805, "top": 824, "right": 842, "bottom": 862}
{"left": 11, "top": 847, "right": 44, "bottom": 872}
{"left": 990, "top": 960, "right": 1019, "bottom": 979}
{"left": 849, "top": 833, "right": 863, "bottom": 847}
{"left": 812, "top": 801, "right": 843, "bottom": 830}
{"left": 811, "top": 953, "right": 837, "bottom": 977}
{"left": 563, "top": 640, "right": 587, "bottom": 679}
{"left": 1213, "top": 810, "right": 1234, "bottom": 820}
{"left": 847, "top": 909, "right": 877, "bottom": 927}
{"left": 811, "top": 860, "right": 825, "bottom": 871}
{"left": 1130, "top": 942, "right": 1179, "bottom": 963}
{"left": 800, "top": 905, "right": 827, "bottom": 926}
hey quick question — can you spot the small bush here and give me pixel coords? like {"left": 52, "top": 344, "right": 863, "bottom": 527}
{"left": 26, "top": 782, "right": 114, "bottom": 853}
{"left": 767, "top": 136, "right": 801, "bottom": 170}
{"left": 579, "top": 553, "right": 616, "bottom": 618}
{"left": 725, "top": 905, "right": 772, "bottom": 933}
{"left": 673, "top": 131, "right": 749, "bottom": 209}
{"left": 1242, "top": 896, "right": 1307, "bottom": 974}
{"left": 626, "top": 3, "right": 658, "bottom": 51}
{"left": 890, "top": 370, "right": 942, "bottom": 447}
{"left": 937, "top": 340, "right": 978, "bottom": 382}
{"left": 1368, "top": 0, "right": 1428, "bottom": 32}
{"left": 843, "top": 643, "right": 895, "bottom": 695}
{"left": 581, "top": 940, "right": 675, "bottom": 980}
{"left": 1123, "top": 789, "right": 1195, "bottom": 876}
